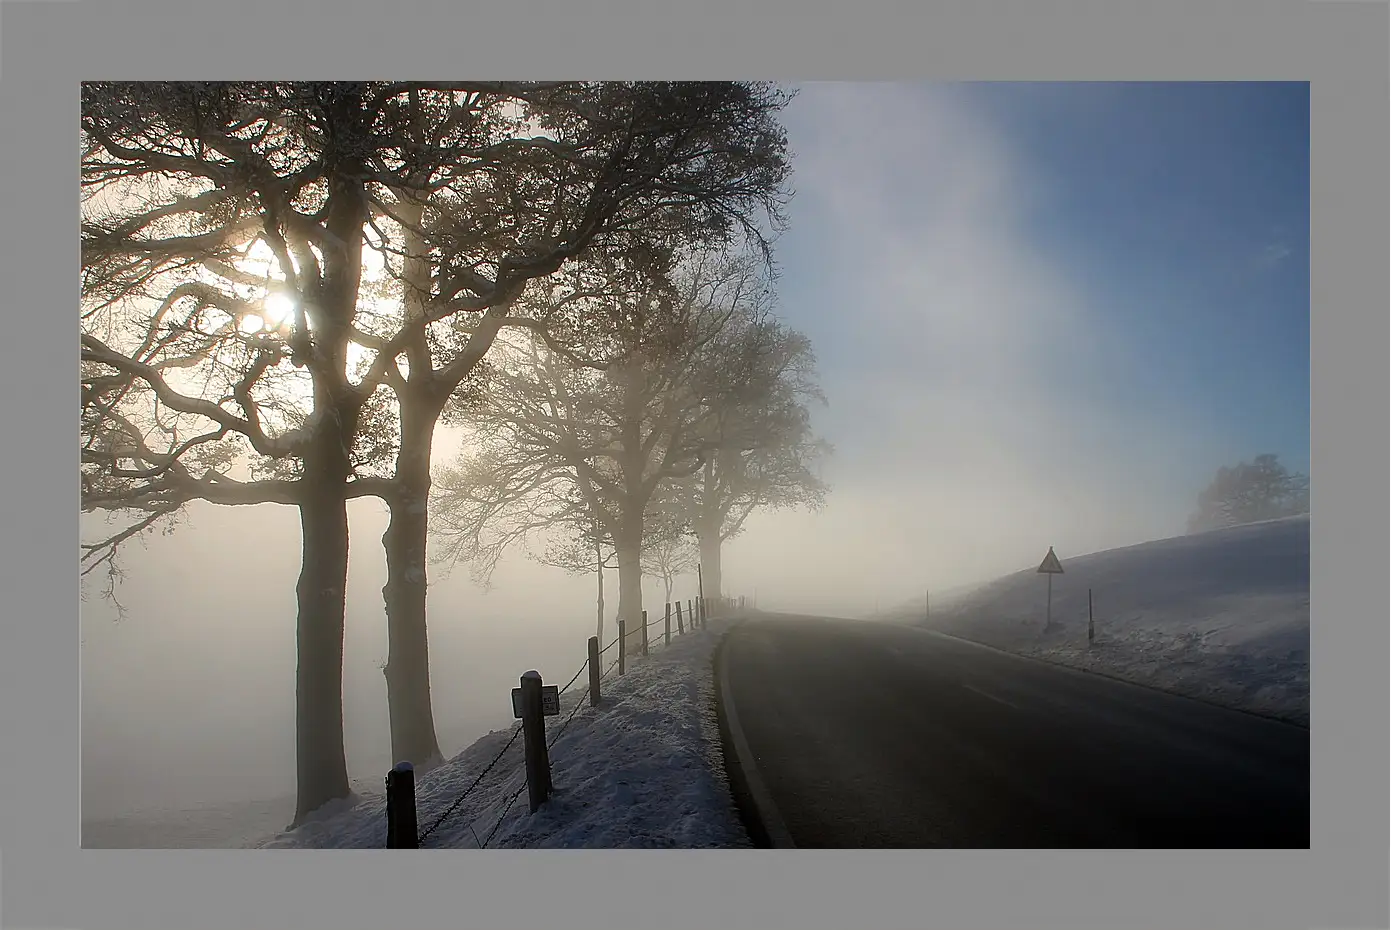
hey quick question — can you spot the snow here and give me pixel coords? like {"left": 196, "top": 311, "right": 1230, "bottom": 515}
{"left": 896, "top": 515, "right": 1310, "bottom": 726}
{"left": 248, "top": 617, "right": 747, "bottom": 849}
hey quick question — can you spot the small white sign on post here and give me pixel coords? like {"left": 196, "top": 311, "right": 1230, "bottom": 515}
{"left": 1037, "top": 546, "right": 1063, "bottom": 630}
{"left": 512, "top": 684, "right": 561, "bottom": 718}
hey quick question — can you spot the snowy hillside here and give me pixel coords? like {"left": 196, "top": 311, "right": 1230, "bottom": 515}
{"left": 251, "top": 618, "right": 747, "bottom": 849}
{"left": 900, "top": 516, "right": 1310, "bottom": 726}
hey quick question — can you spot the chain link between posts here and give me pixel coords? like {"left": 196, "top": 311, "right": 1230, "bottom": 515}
{"left": 416, "top": 723, "right": 524, "bottom": 846}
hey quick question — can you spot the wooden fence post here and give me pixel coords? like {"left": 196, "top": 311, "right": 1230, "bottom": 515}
{"left": 588, "top": 635, "right": 601, "bottom": 706}
{"left": 617, "top": 620, "right": 626, "bottom": 674}
{"left": 520, "top": 671, "right": 551, "bottom": 813}
{"left": 385, "top": 761, "right": 418, "bottom": 849}
{"left": 688, "top": 600, "right": 694, "bottom": 628}
{"left": 641, "top": 609, "right": 649, "bottom": 656}
{"left": 665, "top": 602, "right": 672, "bottom": 645}
{"left": 676, "top": 600, "right": 685, "bottom": 634}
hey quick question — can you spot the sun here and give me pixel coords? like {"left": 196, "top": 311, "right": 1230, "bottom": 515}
{"left": 263, "top": 291, "right": 297, "bottom": 327}
{"left": 234, "top": 293, "right": 296, "bottom": 336}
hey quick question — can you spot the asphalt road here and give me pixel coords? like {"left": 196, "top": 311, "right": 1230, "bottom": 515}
{"left": 718, "top": 614, "right": 1309, "bottom": 848}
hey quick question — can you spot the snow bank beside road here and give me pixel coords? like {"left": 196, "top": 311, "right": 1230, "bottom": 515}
{"left": 252, "top": 619, "right": 747, "bottom": 849}
{"left": 904, "top": 517, "right": 1310, "bottom": 726}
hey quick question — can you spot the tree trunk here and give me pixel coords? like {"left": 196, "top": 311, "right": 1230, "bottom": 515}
{"left": 615, "top": 525, "right": 644, "bottom": 657}
{"left": 290, "top": 431, "right": 354, "bottom": 827}
{"left": 596, "top": 541, "right": 605, "bottom": 644}
{"left": 290, "top": 143, "right": 365, "bottom": 827}
{"left": 697, "top": 521, "right": 723, "bottom": 603}
{"left": 381, "top": 396, "right": 445, "bottom": 771}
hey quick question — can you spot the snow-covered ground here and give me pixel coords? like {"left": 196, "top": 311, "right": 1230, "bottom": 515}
{"left": 893, "top": 516, "right": 1310, "bottom": 726}
{"left": 250, "top": 616, "right": 748, "bottom": 849}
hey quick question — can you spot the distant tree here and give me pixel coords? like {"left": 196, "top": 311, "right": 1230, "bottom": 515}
{"left": 676, "top": 313, "right": 829, "bottom": 600}
{"left": 641, "top": 499, "right": 700, "bottom": 605}
{"left": 1186, "top": 453, "right": 1310, "bottom": 534}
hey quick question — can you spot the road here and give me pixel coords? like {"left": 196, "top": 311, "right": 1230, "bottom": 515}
{"left": 717, "top": 614, "right": 1309, "bottom": 848}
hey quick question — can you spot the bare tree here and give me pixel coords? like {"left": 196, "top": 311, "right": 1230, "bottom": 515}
{"left": 81, "top": 81, "right": 793, "bottom": 822}
{"left": 340, "top": 81, "right": 794, "bottom": 772}
{"left": 641, "top": 507, "right": 699, "bottom": 605}
{"left": 681, "top": 317, "right": 830, "bottom": 600}
{"left": 433, "top": 251, "right": 754, "bottom": 655}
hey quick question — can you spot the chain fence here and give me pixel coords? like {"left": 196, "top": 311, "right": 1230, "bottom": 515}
{"left": 394, "top": 593, "right": 746, "bottom": 849}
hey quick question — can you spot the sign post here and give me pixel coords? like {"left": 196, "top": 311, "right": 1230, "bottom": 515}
{"left": 1036, "top": 546, "right": 1064, "bottom": 631}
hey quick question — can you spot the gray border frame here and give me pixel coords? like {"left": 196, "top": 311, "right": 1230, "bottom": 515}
{"left": 2, "top": 0, "right": 1383, "bottom": 928}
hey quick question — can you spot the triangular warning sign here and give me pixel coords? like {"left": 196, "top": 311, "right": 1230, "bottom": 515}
{"left": 1037, "top": 547, "right": 1064, "bottom": 574}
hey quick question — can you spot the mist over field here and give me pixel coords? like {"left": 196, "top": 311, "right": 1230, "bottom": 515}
{"left": 79, "top": 81, "right": 1308, "bottom": 844}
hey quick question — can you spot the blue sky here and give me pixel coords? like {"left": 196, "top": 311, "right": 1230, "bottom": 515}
{"left": 957, "top": 82, "right": 1310, "bottom": 474}
{"left": 726, "top": 81, "right": 1310, "bottom": 600}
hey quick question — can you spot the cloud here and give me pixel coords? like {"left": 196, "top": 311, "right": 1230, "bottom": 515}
{"left": 1256, "top": 241, "right": 1293, "bottom": 269}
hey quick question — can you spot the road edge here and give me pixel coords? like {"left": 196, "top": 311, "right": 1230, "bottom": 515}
{"left": 713, "top": 616, "right": 797, "bottom": 850}
{"left": 903, "top": 622, "right": 1311, "bottom": 732}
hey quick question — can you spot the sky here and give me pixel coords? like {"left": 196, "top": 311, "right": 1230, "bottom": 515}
{"left": 80, "top": 81, "right": 1310, "bottom": 824}
{"left": 721, "top": 80, "right": 1309, "bottom": 609}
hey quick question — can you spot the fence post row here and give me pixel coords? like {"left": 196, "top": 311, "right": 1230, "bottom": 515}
{"left": 385, "top": 761, "right": 418, "bottom": 849}
{"left": 520, "top": 670, "right": 552, "bottom": 813}
{"left": 588, "top": 635, "right": 601, "bottom": 706}
{"left": 385, "top": 587, "right": 766, "bottom": 849}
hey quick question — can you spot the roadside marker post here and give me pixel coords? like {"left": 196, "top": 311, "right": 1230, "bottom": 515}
{"left": 1088, "top": 588, "right": 1095, "bottom": 646}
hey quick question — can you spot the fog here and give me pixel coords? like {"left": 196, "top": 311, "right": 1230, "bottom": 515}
{"left": 81, "top": 83, "right": 1233, "bottom": 823}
